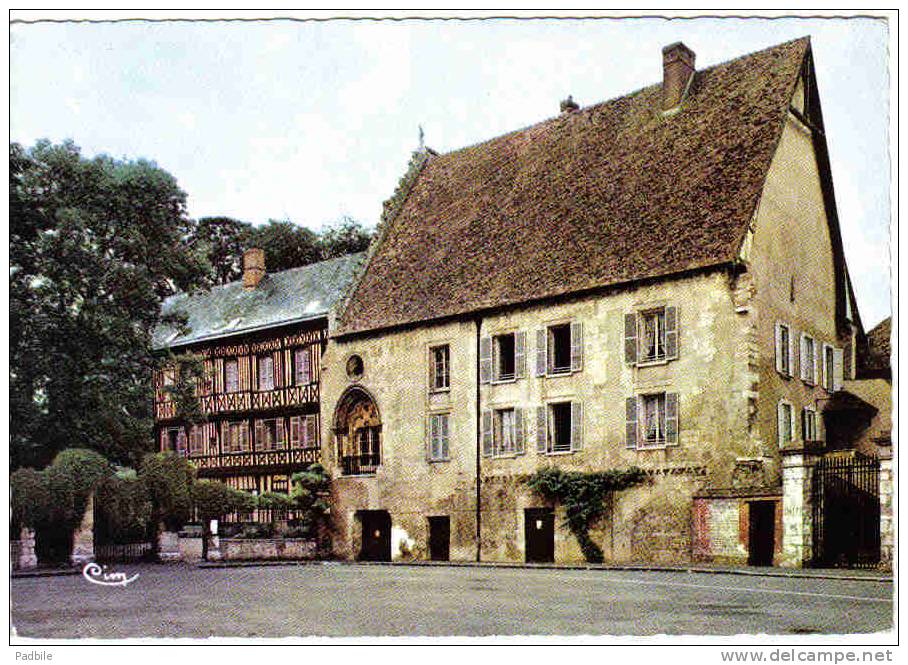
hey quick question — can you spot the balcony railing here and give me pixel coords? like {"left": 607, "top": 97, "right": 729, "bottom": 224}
{"left": 154, "top": 383, "right": 319, "bottom": 421}
{"left": 341, "top": 453, "right": 381, "bottom": 476}
{"left": 187, "top": 446, "right": 321, "bottom": 472}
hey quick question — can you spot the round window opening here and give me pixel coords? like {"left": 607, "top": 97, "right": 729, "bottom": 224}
{"left": 346, "top": 354, "right": 364, "bottom": 380}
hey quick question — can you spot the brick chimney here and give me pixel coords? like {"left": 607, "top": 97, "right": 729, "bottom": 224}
{"left": 242, "top": 247, "right": 266, "bottom": 289}
{"left": 662, "top": 42, "right": 696, "bottom": 111}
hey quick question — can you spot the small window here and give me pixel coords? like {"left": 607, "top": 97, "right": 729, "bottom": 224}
{"left": 778, "top": 401, "right": 794, "bottom": 448}
{"left": 801, "top": 335, "right": 817, "bottom": 385}
{"left": 290, "top": 415, "right": 318, "bottom": 449}
{"left": 225, "top": 359, "right": 239, "bottom": 393}
{"left": 255, "top": 418, "right": 285, "bottom": 451}
{"left": 776, "top": 323, "right": 792, "bottom": 377}
{"left": 294, "top": 347, "right": 312, "bottom": 386}
{"left": 626, "top": 307, "right": 678, "bottom": 365}
{"left": 548, "top": 402, "right": 573, "bottom": 453}
{"left": 802, "top": 407, "right": 818, "bottom": 443}
{"left": 494, "top": 333, "right": 516, "bottom": 382}
{"left": 226, "top": 421, "right": 250, "bottom": 453}
{"left": 640, "top": 309, "right": 666, "bottom": 363}
{"left": 626, "top": 393, "right": 678, "bottom": 450}
{"left": 428, "top": 413, "right": 450, "bottom": 461}
{"left": 431, "top": 345, "right": 450, "bottom": 391}
{"left": 188, "top": 425, "right": 205, "bottom": 456}
{"left": 548, "top": 324, "right": 571, "bottom": 375}
{"left": 258, "top": 355, "right": 275, "bottom": 391}
{"left": 823, "top": 344, "right": 834, "bottom": 392}
{"left": 165, "top": 427, "right": 186, "bottom": 455}
{"left": 493, "top": 408, "right": 519, "bottom": 456}
{"left": 346, "top": 354, "right": 364, "bottom": 380}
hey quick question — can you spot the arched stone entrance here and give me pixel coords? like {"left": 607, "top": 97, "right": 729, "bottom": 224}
{"left": 332, "top": 386, "right": 382, "bottom": 476}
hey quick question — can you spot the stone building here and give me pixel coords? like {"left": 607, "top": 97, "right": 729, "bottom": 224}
{"left": 320, "top": 38, "right": 885, "bottom": 566}
{"left": 152, "top": 249, "right": 362, "bottom": 502}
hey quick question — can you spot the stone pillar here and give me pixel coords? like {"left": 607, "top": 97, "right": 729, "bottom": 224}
{"left": 18, "top": 527, "right": 38, "bottom": 570}
{"left": 70, "top": 494, "right": 95, "bottom": 566}
{"left": 207, "top": 519, "right": 222, "bottom": 562}
{"left": 157, "top": 525, "right": 182, "bottom": 562}
{"left": 879, "top": 453, "right": 893, "bottom": 570}
{"left": 779, "top": 450, "right": 816, "bottom": 568}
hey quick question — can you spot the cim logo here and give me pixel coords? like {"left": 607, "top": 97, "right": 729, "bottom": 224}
{"left": 82, "top": 562, "right": 139, "bottom": 588}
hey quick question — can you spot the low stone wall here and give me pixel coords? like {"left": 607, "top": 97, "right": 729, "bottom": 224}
{"left": 219, "top": 538, "right": 318, "bottom": 561}
{"left": 179, "top": 535, "right": 204, "bottom": 562}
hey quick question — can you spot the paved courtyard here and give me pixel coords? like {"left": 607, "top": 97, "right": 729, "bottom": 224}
{"left": 10, "top": 563, "right": 893, "bottom": 638}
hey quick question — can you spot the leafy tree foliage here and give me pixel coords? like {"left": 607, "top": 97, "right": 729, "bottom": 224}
{"left": 250, "top": 218, "right": 322, "bottom": 273}
{"left": 95, "top": 473, "right": 153, "bottom": 544}
{"left": 318, "top": 216, "right": 373, "bottom": 259}
{"left": 10, "top": 140, "right": 209, "bottom": 470}
{"left": 139, "top": 452, "right": 196, "bottom": 532}
{"left": 190, "top": 216, "right": 252, "bottom": 285}
{"left": 525, "top": 466, "right": 647, "bottom": 563}
{"left": 192, "top": 479, "right": 256, "bottom": 522}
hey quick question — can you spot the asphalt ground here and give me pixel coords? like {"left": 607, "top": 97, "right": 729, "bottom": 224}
{"left": 10, "top": 562, "right": 894, "bottom": 638}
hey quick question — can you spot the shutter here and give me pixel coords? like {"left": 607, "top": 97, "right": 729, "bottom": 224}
{"left": 624, "top": 313, "right": 638, "bottom": 364}
{"left": 774, "top": 324, "right": 783, "bottom": 373}
{"left": 441, "top": 415, "right": 449, "bottom": 459}
{"left": 290, "top": 416, "right": 301, "bottom": 447}
{"left": 535, "top": 329, "right": 547, "bottom": 377}
{"left": 479, "top": 336, "right": 492, "bottom": 384}
{"left": 536, "top": 406, "right": 547, "bottom": 453}
{"left": 799, "top": 335, "right": 807, "bottom": 381}
{"left": 515, "top": 331, "right": 527, "bottom": 379}
{"left": 801, "top": 408, "right": 808, "bottom": 442}
{"left": 571, "top": 401, "right": 583, "bottom": 451}
{"left": 255, "top": 420, "right": 265, "bottom": 451}
{"left": 570, "top": 321, "right": 583, "bottom": 372}
{"left": 664, "top": 306, "right": 678, "bottom": 359}
{"left": 482, "top": 410, "right": 493, "bottom": 457}
{"left": 833, "top": 347, "right": 844, "bottom": 392}
{"left": 625, "top": 397, "right": 638, "bottom": 449}
{"left": 241, "top": 422, "right": 250, "bottom": 451}
{"left": 176, "top": 429, "right": 187, "bottom": 455}
{"left": 788, "top": 329, "right": 797, "bottom": 379}
{"left": 777, "top": 403, "right": 785, "bottom": 447}
{"left": 277, "top": 419, "right": 286, "bottom": 448}
{"left": 813, "top": 342, "right": 820, "bottom": 386}
{"left": 515, "top": 408, "right": 525, "bottom": 455}
{"left": 426, "top": 416, "right": 434, "bottom": 461}
{"left": 665, "top": 393, "right": 679, "bottom": 445}
{"left": 306, "top": 415, "right": 317, "bottom": 448}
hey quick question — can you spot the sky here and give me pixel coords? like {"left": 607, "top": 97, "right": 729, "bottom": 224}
{"left": 9, "top": 14, "right": 891, "bottom": 328}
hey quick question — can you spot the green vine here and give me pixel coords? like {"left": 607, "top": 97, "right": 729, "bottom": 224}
{"left": 524, "top": 466, "right": 647, "bottom": 563}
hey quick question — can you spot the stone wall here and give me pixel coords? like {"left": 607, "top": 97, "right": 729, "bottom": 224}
{"left": 219, "top": 538, "right": 317, "bottom": 561}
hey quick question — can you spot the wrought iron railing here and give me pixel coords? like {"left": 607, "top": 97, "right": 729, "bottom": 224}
{"left": 341, "top": 453, "right": 381, "bottom": 476}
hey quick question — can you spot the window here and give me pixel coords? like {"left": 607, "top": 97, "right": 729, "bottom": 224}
{"left": 430, "top": 345, "right": 450, "bottom": 391}
{"left": 537, "top": 401, "right": 584, "bottom": 453}
{"left": 346, "top": 354, "right": 364, "bottom": 379}
{"left": 495, "top": 333, "right": 516, "bottom": 381}
{"left": 188, "top": 425, "right": 205, "bottom": 456}
{"left": 164, "top": 427, "right": 186, "bottom": 456}
{"left": 258, "top": 355, "right": 275, "bottom": 391}
{"left": 483, "top": 407, "right": 524, "bottom": 457}
{"left": 255, "top": 418, "right": 286, "bottom": 451}
{"left": 777, "top": 401, "right": 794, "bottom": 447}
{"left": 537, "top": 321, "right": 583, "bottom": 376}
{"left": 294, "top": 347, "right": 312, "bottom": 385}
{"left": 625, "top": 393, "right": 679, "bottom": 449}
{"left": 225, "top": 359, "right": 239, "bottom": 393}
{"left": 822, "top": 344, "right": 834, "bottom": 392}
{"left": 427, "top": 413, "right": 450, "bottom": 461}
{"left": 624, "top": 307, "right": 678, "bottom": 365}
{"left": 775, "top": 323, "right": 793, "bottom": 377}
{"left": 800, "top": 335, "right": 817, "bottom": 385}
{"left": 352, "top": 426, "right": 381, "bottom": 473}
{"left": 162, "top": 367, "right": 176, "bottom": 387}
{"left": 548, "top": 324, "right": 572, "bottom": 374}
{"left": 225, "top": 421, "right": 250, "bottom": 453}
{"left": 271, "top": 475, "right": 289, "bottom": 494}
{"left": 289, "top": 415, "right": 318, "bottom": 449}
{"left": 802, "top": 407, "right": 818, "bottom": 443}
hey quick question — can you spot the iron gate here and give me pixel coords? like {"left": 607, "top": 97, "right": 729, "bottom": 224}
{"left": 812, "top": 454, "right": 880, "bottom": 568}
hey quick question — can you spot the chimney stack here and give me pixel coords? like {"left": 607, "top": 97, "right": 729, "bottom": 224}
{"left": 662, "top": 42, "right": 696, "bottom": 111}
{"left": 242, "top": 247, "right": 266, "bottom": 289}
{"left": 560, "top": 95, "right": 580, "bottom": 114}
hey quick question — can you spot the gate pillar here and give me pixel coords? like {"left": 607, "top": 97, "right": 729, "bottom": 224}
{"left": 779, "top": 449, "right": 817, "bottom": 568}
{"left": 879, "top": 451, "right": 893, "bottom": 570}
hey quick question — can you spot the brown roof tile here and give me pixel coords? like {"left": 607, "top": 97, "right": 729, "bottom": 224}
{"left": 339, "top": 38, "right": 810, "bottom": 336}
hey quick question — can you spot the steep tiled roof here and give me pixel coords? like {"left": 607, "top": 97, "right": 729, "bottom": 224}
{"left": 338, "top": 38, "right": 810, "bottom": 336}
{"left": 154, "top": 253, "right": 364, "bottom": 349}
{"left": 863, "top": 316, "right": 892, "bottom": 373}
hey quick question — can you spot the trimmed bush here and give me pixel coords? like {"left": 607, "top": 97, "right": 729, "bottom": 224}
{"left": 192, "top": 479, "right": 256, "bottom": 522}
{"left": 95, "top": 474, "right": 153, "bottom": 544}
{"left": 139, "top": 452, "right": 195, "bottom": 531}
{"left": 44, "top": 448, "right": 113, "bottom": 530}
{"left": 10, "top": 467, "right": 51, "bottom": 530}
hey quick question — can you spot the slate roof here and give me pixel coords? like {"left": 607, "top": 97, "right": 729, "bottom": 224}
{"left": 338, "top": 38, "right": 811, "bottom": 336}
{"left": 154, "top": 253, "right": 365, "bottom": 349}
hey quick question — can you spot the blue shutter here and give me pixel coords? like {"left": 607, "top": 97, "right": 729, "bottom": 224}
{"left": 624, "top": 313, "right": 638, "bottom": 364}
{"left": 479, "top": 336, "right": 492, "bottom": 384}
{"left": 536, "top": 406, "right": 547, "bottom": 453}
{"left": 571, "top": 401, "right": 583, "bottom": 451}
{"left": 664, "top": 306, "right": 678, "bottom": 359}
{"left": 665, "top": 393, "right": 679, "bottom": 445}
{"left": 482, "top": 410, "right": 493, "bottom": 457}
{"left": 515, "top": 408, "right": 525, "bottom": 455}
{"left": 535, "top": 329, "right": 547, "bottom": 377}
{"left": 515, "top": 331, "right": 527, "bottom": 379}
{"left": 570, "top": 321, "right": 583, "bottom": 372}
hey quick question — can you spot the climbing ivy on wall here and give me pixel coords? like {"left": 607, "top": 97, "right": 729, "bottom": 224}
{"left": 524, "top": 466, "right": 647, "bottom": 563}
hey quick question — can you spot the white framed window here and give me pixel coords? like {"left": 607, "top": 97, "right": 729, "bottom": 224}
{"left": 430, "top": 345, "right": 450, "bottom": 391}
{"left": 536, "top": 400, "right": 583, "bottom": 454}
{"left": 800, "top": 334, "right": 818, "bottom": 385}
{"left": 481, "top": 407, "right": 525, "bottom": 457}
{"left": 294, "top": 347, "right": 312, "bottom": 386}
{"left": 480, "top": 331, "right": 526, "bottom": 383}
{"left": 625, "top": 393, "right": 679, "bottom": 449}
{"left": 777, "top": 400, "right": 794, "bottom": 448}
{"left": 821, "top": 344, "right": 843, "bottom": 392}
{"left": 427, "top": 412, "right": 451, "bottom": 461}
{"left": 225, "top": 358, "right": 240, "bottom": 393}
{"left": 624, "top": 306, "right": 679, "bottom": 365}
{"left": 255, "top": 418, "right": 286, "bottom": 451}
{"left": 775, "top": 322, "right": 794, "bottom": 377}
{"left": 535, "top": 321, "right": 583, "bottom": 377}
{"left": 257, "top": 354, "right": 275, "bottom": 391}
{"left": 801, "top": 406, "right": 818, "bottom": 443}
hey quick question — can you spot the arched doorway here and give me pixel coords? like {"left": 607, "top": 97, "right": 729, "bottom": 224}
{"left": 333, "top": 386, "right": 382, "bottom": 476}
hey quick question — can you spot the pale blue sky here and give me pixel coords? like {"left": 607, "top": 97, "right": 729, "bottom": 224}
{"left": 10, "top": 16, "right": 891, "bottom": 328}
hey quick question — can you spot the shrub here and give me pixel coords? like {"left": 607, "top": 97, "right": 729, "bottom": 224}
{"left": 139, "top": 452, "right": 195, "bottom": 531}
{"left": 95, "top": 474, "right": 153, "bottom": 544}
{"left": 192, "top": 479, "right": 256, "bottom": 522}
{"left": 44, "top": 448, "right": 113, "bottom": 530}
{"left": 10, "top": 467, "right": 51, "bottom": 530}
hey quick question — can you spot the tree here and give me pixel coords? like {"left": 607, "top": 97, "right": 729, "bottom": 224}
{"left": 9, "top": 140, "right": 210, "bottom": 470}
{"left": 249, "top": 219, "right": 321, "bottom": 273}
{"left": 319, "top": 216, "right": 373, "bottom": 259}
{"left": 190, "top": 216, "right": 253, "bottom": 286}
{"left": 139, "top": 452, "right": 195, "bottom": 534}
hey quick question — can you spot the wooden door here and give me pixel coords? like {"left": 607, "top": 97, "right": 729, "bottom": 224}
{"left": 359, "top": 511, "right": 391, "bottom": 562}
{"left": 748, "top": 501, "right": 775, "bottom": 566}
{"left": 525, "top": 508, "right": 555, "bottom": 563}
{"left": 428, "top": 516, "right": 450, "bottom": 561}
